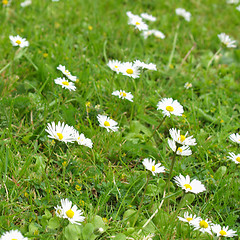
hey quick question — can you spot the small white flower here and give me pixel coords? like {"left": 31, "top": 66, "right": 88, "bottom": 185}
{"left": 140, "top": 13, "right": 156, "bottom": 22}
{"left": 229, "top": 133, "right": 240, "bottom": 144}
{"left": 142, "top": 234, "right": 155, "bottom": 240}
{"left": 174, "top": 174, "right": 206, "bottom": 194}
{"left": 107, "top": 60, "right": 122, "bottom": 74}
{"left": 152, "top": 30, "right": 165, "bottom": 39}
{"left": 119, "top": 62, "right": 141, "bottom": 79}
{"left": 168, "top": 139, "right": 192, "bottom": 156}
{"left": 2, "top": 0, "right": 11, "bottom": 7}
{"left": 128, "top": 16, "right": 148, "bottom": 31}
{"left": 178, "top": 212, "right": 197, "bottom": 224}
{"left": 54, "top": 205, "right": 64, "bottom": 218}
{"left": 45, "top": 121, "right": 76, "bottom": 143}
{"left": 169, "top": 128, "right": 197, "bottom": 146}
{"left": 237, "top": 5, "right": 240, "bottom": 10}
{"left": 142, "top": 158, "right": 165, "bottom": 176}
{"left": 142, "top": 30, "right": 154, "bottom": 39}
{"left": 60, "top": 198, "right": 85, "bottom": 225}
{"left": 144, "top": 63, "right": 157, "bottom": 71}
{"left": 97, "top": 114, "right": 119, "bottom": 132}
{"left": 218, "top": 33, "right": 237, "bottom": 48}
{"left": 175, "top": 8, "right": 191, "bottom": 22}
{"left": 126, "top": 11, "right": 139, "bottom": 19}
{"left": 54, "top": 77, "right": 76, "bottom": 91}
{"left": 157, "top": 98, "right": 184, "bottom": 117}
{"left": 57, "top": 64, "right": 77, "bottom": 81}
{"left": 0, "top": 229, "right": 28, "bottom": 240}
{"left": 211, "top": 224, "right": 237, "bottom": 237}
{"left": 20, "top": 0, "right": 31, "bottom": 7}
{"left": 9, "top": 35, "right": 29, "bottom": 48}
{"left": 74, "top": 131, "right": 93, "bottom": 148}
{"left": 191, "top": 218, "right": 212, "bottom": 235}
{"left": 98, "top": 227, "right": 104, "bottom": 233}
{"left": 112, "top": 90, "right": 133, "bottom": 102}
{"left": 226, "top": 0, "right": 239, "bottom": 4}
{"left": 133, "top": 60, "right": 157, "bottom": 71}
{"left": 228, "top": 152, "right": 240, "bottom": 164}
{"left": 184, "top": 82, "right": 192, "bottom": 89}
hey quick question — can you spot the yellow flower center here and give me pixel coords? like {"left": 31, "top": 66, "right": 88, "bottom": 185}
{"left": 62, "top": 81, "right": 69, "bottom": 86}
{"left": 120, "top": 92, "right": 127, "bottom": 97}
{"left": 151, "top": 166, "right": 155, "bottom": 172}
{"left": 184, "top": 184, "right": 192, "bottom": 190}
{"left": 57, "top": 133, "right": 63, "bottom": 140}
{"left": 219, "top": 230, "right": 227, "bottom": 236}
{"left": 135, "top": 22, "right": 140, "bottom": 25}
{"left": 15, "top": 40, "right": 21, "bottom": 44}
{"left": 104, "top": 121, "right": 110, "bottom": 127}
{"left": 236, "top": 157, "right": 240, "bottom": 162}
{"left": 12, "top": 239, "right": 17, "bottom": 240}
{"left": 66, "top": 209, "right": 74, "bottom": 218}
{"left": 126, "top": 69, "right": 133, "bottom": 74}
{"left": 180, "top": 135, "right": 186, "bottom": 142}
{"left": 65, "top": 70, "right": 70, "bottom": 75}
{"left": 114, "top": 65, "right": 118, "bottom": 68}
{"left": 166, "top": 106, "right": 174, "bottom": 112}
{"left": 199, "top": 220, "right": 208, "bottom": 229}
{"left": 2, "top": 0, "right": 8, "bottom": 5}
{"left": 177, "top": 147, "right": 183, "bottom": 153}
{"left": 186, "top": 217, "right": 193, "bottom": 222}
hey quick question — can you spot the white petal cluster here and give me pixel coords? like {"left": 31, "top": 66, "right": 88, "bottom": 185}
{"left": 191, "top": 218, "right": 212, "bottom": 235}
{"left": 157, "top": 98, "right": 184, "bottom": 117}
{"left": 218, "top": 33, "right": 237, "bottom": 48}
{"left": 226, "top": 0, "right": 239, "bottom": 3}
{"left": 45, "top": 121, "right": 76, "bottom": 143}
{"left": 178, "top": 212, "right": 197, "bottom": 224}
{"left": 211, "top": 224, "right": 237, "bottom": 237}
{"left": 20, "top": 0, "right": 31, "bottom": 7}
{"left": 107, "top": 60, "right": 122, "bottom": 74}
{"left": 127, "top": 11, "right": 148, "bottom": 31}
{"left": 229, "top": 133, "right": 240, "bottom": 144}
{"left": 57, "top": 64, "right": 77, "bottom": 81}
{"left": 175, "top": 8, "right": 191, "bottom": 22}
{"left": 174, "top": 174, "right": 206, "bottom": 194}
{"left": 227, "top": 152, "right": 240, "bottom": 164}
{"left": 112, "top": 90, "right": 133, "bottom": 102}
{"left": 184, "top": 82, "right": 192, "bottom": 89}
{"left": 140, "top": 13, "right": 156, "bottom": 22}
{"left": 169, "top": 128, "right": 197, "bottom": 146}
{"left": 9, "top": 35, "right": 29, "bottom": 48}
{"left": 168, "top": 139, "right": 192, "bottom": 156}
{"left": 0, "top": 229, "right": 28, "bottom": 240}
{"left": 142, "top": 158, "right": 165, "bottom": 176}
{"left": 237, "top": 5, "right": 240, "bottom": 10}
{"left": 54, "top": 77, "right": 76, "bottom": 91}
{"left": 73, "top": 131, "right": 93, "bottom": 149}
{"left": 119, "top": 62, "right": 141, "bottom": 78}
{"left": 142, "top": 29, "right": 165, "bottom": 39}
{"left": 97, "top": 114, "right": 119, "bottom": 132}
{"left": 55, "top": 198, "right": 85, "bottom": 225}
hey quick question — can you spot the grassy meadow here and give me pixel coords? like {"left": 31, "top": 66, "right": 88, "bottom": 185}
{"left": 0, "top": 0, "right": 240, "bottom": 239}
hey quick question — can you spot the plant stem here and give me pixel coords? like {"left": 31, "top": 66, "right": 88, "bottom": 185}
{"left": 207, "top": 47, "right": 222, "bottom": 70}
{"left": 45, "top": 141, "right": 58, "bottom": 172}
{"left": 132, "top": 174, "right": 150, "bottom": 227}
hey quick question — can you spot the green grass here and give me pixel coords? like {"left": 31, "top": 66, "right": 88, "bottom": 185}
{"left": 0, "top": 0, "right": 240, "bottom": 239}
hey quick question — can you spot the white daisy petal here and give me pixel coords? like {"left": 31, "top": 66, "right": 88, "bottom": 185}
{"left": 191, "top": 218, "right": 212, "bottom": 235}
{"left": 9, "top": 35, "right": 29, "bottom": 48}
{"left": 107, "top": 60, "right": 122, "bottom": 74}
{"left": 227, "top": 152, "right": 240, "bottom": 164}
{"left": 142, "top": 158, "right": 165, "bottom": 176}
{"left": 119, "top": 62, "right": 140, "bottom": 79}
{"left": 112, "top": 90, "right": 133, "bottom": 102}
{"left": 97, "top": 114, "right": 119, "bottom": 132}
{"left": 178, "top": 212, "right": 197, "bottom": 224}
{"left": 218, "top": 33, "right": 237, "bottom": 48}
{"left": 169, "top": 128, "right": 197, "bottom": 146}
{"left": 54, "top": 77, "right": 76, "bottom": 91}
{"left": 211, "top": 224, "right": 237, "bottom": 237}
{"left": 140, "top": 13, "right": 156, "bottom": 22}
{"left": 57, "top": 64, "right": 77, "bottom": 81}
{"left": 73, "top": 131, "right": 93, "bottom": 148}
{"left": 229, "top": 133, "right": 240, "bottom": 144}
{"left": 175, "top": 8, "right": 191, "bottom": 22}
{"left": 0, "top": 229, "right": 28, "bottom": 240}
{"left": 157, "top": 98, "right": 184, "bottom": 117}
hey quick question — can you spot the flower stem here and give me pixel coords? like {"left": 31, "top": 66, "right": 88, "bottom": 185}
{"left": 207, "top": 47, "right": 222, "bottom": 70}
{"left": 45, "top": 141, "right": 58, "bottom": 172}
{"left": 132, "top": 174, "right": 150, "bottom": 227}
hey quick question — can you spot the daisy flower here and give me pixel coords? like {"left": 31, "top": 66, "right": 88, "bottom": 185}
{"left": 140, "top": 13, "right": 156, "bottom": 22}
{"left": 227, "top": 152, "right": 240, "bottom": 164}
{"left": 60, "top": 198, "right": 85, "bottom": 225}
{"left": 168, "top": 139, "right": 192, "bottom": 156}
{"left": 126, "top": 11, "right": 139, "bottom": 19}
{"left": 191, "top": 218, "right": 212, "bottom": 235}
{"left": 218, "top": 33, "right": 237, "bottom": 48}
{"left": 178, "top": 212, "right": 197, "bottom": 224}
{"left": 157, "top": 98, "right": 184, "bottom": 117}
{"left": 0, "top": 229, "right": 28, "bottom": 240}
{"left": 184, "top": 82, "right": 192, "bottom": 89}
{"left": 107, "top": 60, "right": 122, "bottom": 74}
{"left": 144, "top": 63, "right": 157, "bottom": 71}
{"left": 54, "top": 205, "right": 64, "bottom": 218}
{"left": 152, "top": 30, "right": 165, "bottom": 39}
{"left": 142, "top": 30, "right": 154, "bottom": 39}
{"left": 142, "top": 158, "right": 165, "bottom": 176}
{"left": 175, "top": 8, "right": 191, "bottom": 22}
{"left": 174, "top": 174, "right": 206, "bottom": 194}
{"left": 211, "top": 224, "right": 237, "bottom": 237}
{"left": 9, "top": 35, "right": 29, "bottom": 48}
{"left": 112, "top": 90, "right": 133, "bottom": 102}
{"left": 119, "top": 62, "right": 140, "bottom": 78}
{"left": 128, "top": 16, "right": 148, "bottom": 31}
{"left": 45, "top": 121, "right": 76, "bottom": 143}
{"left": 54, "top": 77, "right": 76, "bottom": 91}
{"left": 97, "top": 114, "right": 119, "bottom": 132}
{"left": 2, "top": 0, "right": 11, "bottom": 7}
{"left": 169, "top": 128, "right": 197, "bottom": 146}
{"left": 229, "top": 133, "right": 240, "bottom": 144}
{"left": 20, "top": 0, "right": 31, "bottom": 7}
{"left": 57, "top": 64, "right": 77, "bottom": 81}
{"left": 74, "top": 131, "right": 93, "bottom": 148}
